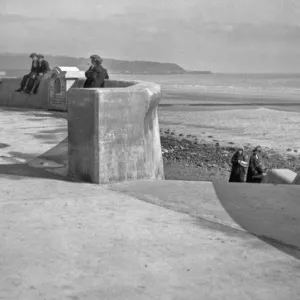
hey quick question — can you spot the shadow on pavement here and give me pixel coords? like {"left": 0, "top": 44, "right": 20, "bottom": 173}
{"left": 0, "top": 107, "right": 70, "bottom": 182}
{"left": 0, "top": 163, "right": 73, "bottom": 182}
{"left": 107, "top": 180, "right": 300, "bottom": 260}
{"left": 213, "top": 181, "right": 300, "bottom": 260}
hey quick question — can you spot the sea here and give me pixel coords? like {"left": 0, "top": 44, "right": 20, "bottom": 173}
{"left": 113, "top": 73, "right": 300, "bottom": 92}
{"left": 1, "top": 70, "right": 300, "bottom": 151}
{"left": 2, "top": 70, "right": 300, "bottom": 100}
{"left": 2, "top": 70, "right": 300, "bottom": 88}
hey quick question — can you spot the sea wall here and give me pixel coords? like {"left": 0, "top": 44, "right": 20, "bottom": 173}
{"left": 0, "top": 76, "right": 50, "bottom": 109}
{"left": 0, "top": 73, "right": 138, "bottom": 111}
{"left": 68, "top": 81, "right": 164, "bottom": 184}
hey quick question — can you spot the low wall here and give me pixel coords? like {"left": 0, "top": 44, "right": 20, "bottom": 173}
{"left": 263, "top": 169, "right": 297, "bottom": 184}
{"left": 72, "top": 78, "right": 137, "bottom": 89}
{"left": 0, "top": 76, "right": 50, "bottom": 109}
{"left": 0, "top": 76, "right": 139, "bottom": 111}
{"left": 68, "top": 81, "right": 164, "bottom": 184}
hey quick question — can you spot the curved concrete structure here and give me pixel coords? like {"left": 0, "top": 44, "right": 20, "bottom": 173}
{"left": 68, "top": 80, "right": 164, "bottom": 183}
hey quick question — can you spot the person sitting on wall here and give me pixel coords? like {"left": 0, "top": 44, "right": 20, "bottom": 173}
{"left": 26, "top": 54, "right": 51, "bottom": 94}
{"left": 229, "top": 147, "right": 248, "bottom": 183}
{"left": 84, "top": 55, "right": 109, "bottom": 88}
{"left": 246, "top": 146, "right": 267, "bottom": 183}
{"left": 15, "top": 53, "right": 39, "bottom": 92}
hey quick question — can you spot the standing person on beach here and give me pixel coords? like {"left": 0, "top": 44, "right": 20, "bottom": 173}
{"left": 15, "top": 53, "right": 39, "bottom": 92}
{"left": 246, "top": 146, "right": 266, "bottom": 183}
{"left": 84, "top": 55, "right": 109, "bottom": 88}
{"left": 229, "top": 148, "right": 248, "bottom": 182}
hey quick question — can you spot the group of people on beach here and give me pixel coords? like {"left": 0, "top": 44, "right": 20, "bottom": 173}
{"left": 15, "top": 53, "right": 109, "bottom": 95}
{"left": 15, "top": 53, "right": 51, "bottom": 94}
{"left": 229, "top": 146, "right": 267, "bottom": 183}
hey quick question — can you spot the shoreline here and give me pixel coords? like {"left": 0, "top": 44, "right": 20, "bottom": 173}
{"left": 160, "top": 129, "right": 300, "bottom": 182}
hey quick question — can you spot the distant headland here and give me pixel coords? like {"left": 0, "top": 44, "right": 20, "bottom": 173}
{"left": 0, "top": 53, "right": 212, "bottom": 75}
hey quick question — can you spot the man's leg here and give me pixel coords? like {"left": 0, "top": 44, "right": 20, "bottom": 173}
{"left": 32, "top": 75, "right": 41, "bottom": 94}
{"left": 24, "top": 74, "right": 37, "bottom": 94}
{"left": 15, "top": 74, "right": 29, "bottom": 92}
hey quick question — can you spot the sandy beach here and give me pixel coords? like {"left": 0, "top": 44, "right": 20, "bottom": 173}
{"left": 114, "top": 73, "right": 300, "bottom": 181}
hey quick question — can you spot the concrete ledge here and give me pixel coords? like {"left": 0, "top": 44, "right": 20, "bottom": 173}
{"left": 68, "top": 80, "right": 164, "bottom": 184}
{"left": 264, "top": 169, "right": 297, "bottom": 184}
{"left": 0, "top": 76, "right": 50, "bottom": 109}
{"left": 72, "top": 78, "right": 138, "bottom": 89}
{"left": 292, "top": 173, "right": 300, "bottom": 185}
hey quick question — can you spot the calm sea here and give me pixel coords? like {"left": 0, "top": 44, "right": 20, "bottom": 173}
{"left": 3, "top": 70, "right": 300, "bottom": 94}
{"left": 113, "top": 73, "right": 300, "bottom": 93}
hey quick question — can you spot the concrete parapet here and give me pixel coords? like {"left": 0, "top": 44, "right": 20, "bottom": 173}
{"left": 264, "top": 169, "right": 297, "bottom": 184}
{"left": 67, "top": 80, "right": 164, "bottom": 184}
{"left": 0, "top": 75, "right": 50, "bottom": 109}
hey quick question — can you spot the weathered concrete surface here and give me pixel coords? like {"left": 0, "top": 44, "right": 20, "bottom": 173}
{"left": 68, "top": 81, "right": 164, "bottom": 184}
{"left": 1, "top": 176, "right": 300, "bottom": 300}
{"left": 107, "top": 180, "right": 300, "bottom": 249}
{"left": 0, "top": 76, "right": 49, "bottom": 109}
{"left": 293, "top": 172, "right": 300, "bottom": 184}
{"left": 264, "top": 169, "right": 297, "bottom": 184}
{"left": 0, "top": 108, "right": 67, "bottom": 173}
{"left": 72, "top": 78, "right": 137, "bottom": 89}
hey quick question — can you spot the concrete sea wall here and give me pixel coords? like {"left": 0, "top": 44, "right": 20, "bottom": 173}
{"left": 0, "top": 76, "right": 49, "bottom": 109}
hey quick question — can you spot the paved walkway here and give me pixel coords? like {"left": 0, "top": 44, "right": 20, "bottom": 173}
{"left": 1, "top": 108, "right": 300, "bottom": 299}
{"left": 0, "top": 107, "right": 68, "bottom": 176}
{"left": 107, "top": 180, "right": 300, "bottom": 249}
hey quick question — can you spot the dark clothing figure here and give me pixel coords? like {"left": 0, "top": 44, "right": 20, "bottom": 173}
{"left": 229, "top": 150, "right": 247, "bottom": 182}
{"left": 246, "top": 153, "right": 264, "bottom": 183}
{"left": 29, "top": 58, "right": 51, "bottom": 94}
{"left": 19, "top": 61, "right": 39, "bottom": 90}
{"left": 15, "top": 53, "right": 39, "bottom": 92}
{"left": 38, "top": 59, "right": 51, "bottom": 75}
{"left": 23, "top": 73, "right": 37, "bottom": 93}
{"left": 84, "top": 65, "right": 109, "bottom": 88}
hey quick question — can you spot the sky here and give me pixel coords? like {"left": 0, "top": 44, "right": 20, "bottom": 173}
{"left": 1, "top": 0, "right": 300, "bottom": 72}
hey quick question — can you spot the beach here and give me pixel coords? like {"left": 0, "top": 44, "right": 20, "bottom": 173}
{"left": 113, "top": 73, "right": 300, "bottom": 181}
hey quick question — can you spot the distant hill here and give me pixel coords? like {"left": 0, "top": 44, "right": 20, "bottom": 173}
{"left": 0, "top": 53, "right": 187, "bottom": 75}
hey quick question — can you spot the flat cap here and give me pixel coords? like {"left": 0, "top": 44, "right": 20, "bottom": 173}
{"left": 37, "top": 54, "right": 44, "bottom": 59}
{"left": 29, "top": 53, "right": 38, "bottom": 58}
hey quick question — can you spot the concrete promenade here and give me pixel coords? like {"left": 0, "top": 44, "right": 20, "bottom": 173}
{"left": 1, "top": 107, "right": 300, "bottom": 299}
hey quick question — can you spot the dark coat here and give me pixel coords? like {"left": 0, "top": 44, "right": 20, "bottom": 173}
{"left": 246, "top": 153, "right": 264, "bottom": 183}
{"left": 84, "top": 65, "right": 109, "bottom": 88}
{"left": 30, "top": 61, "right": 39, "bottom": 74}
{"left": 229, "top": 152, "right": 247, "bottom": 182}
{"left": 38, "top": 60, "right": 51, "bottom": 74}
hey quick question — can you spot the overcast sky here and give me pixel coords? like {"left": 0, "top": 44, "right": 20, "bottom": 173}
{"left": 1, "top": 0, "right": 300, "bottom": 72}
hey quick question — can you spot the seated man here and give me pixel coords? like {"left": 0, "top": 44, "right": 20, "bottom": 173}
{"left": 84, "top": 54, "right": 109, "bottom": 88}
{"left": 26, "top": 54, "right": 51, "bottom": 94}
{"left": 15, "top": 53, "right": 39, "bottom": 92}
